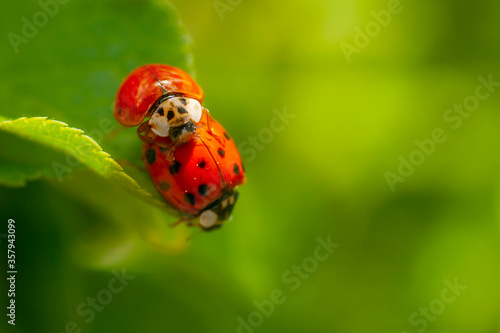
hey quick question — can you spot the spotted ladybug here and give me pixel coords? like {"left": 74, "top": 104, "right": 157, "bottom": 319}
{"left": 143, "top": 110, "right": 246, "bottom": 231}
{"left": 114, "top": 64, "right": 209, "bottom": 156}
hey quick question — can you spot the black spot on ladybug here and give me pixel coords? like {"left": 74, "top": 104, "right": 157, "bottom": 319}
{"left": 224, "top": 132, "right": 231, "bottom": 140}
{"left": 184, "top": 193, "right": 196, "bottom": 206}
{"left": 167, "top": 110, "right": 175, "bottom": 120}
{"left": 157, "top": 107, "right": 164, "bottom": 116}
{"left": 169, "top": 160, "right": 181, "bottom": 175}
{"left": 180, "top": 98, "right": 187, "bottom": 106}
{"left": 218, "top": 148, "right": 225, "bottom": 157}
{"left": 118, "top": 109, "right": 122, "bottom": 115}
{"left": 233, "top": 163, "right": 240, "bottom": 175}
{"left": 159, "top": 181, "right": 170, "bottom": 191}
{"left": 198, "top": 160, "right": 206, "bottom": 168}
{"left": 198, "top": 184, "right": 208, "bottom": 196}
{"left": 147, "top": 148, "right": 156, "bottom": 165}
{"left": 178, "top": 106, "right": 187, "bottom": 114}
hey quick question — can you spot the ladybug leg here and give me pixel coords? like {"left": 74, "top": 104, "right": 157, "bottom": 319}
{"left": 144, "top": 139, "right": 175, "bottom": 162}
{"left": 149, "top": 139, "right": 171, "bottom": 149}
{"left": 170, "top": 214, "right": 196, "bottom": 228}
{"left": 197, "top": 110, "right": 224, "bottom": 144}
{"left": 205, "top": 110, "right": 220, "bottom": 137}
{"left": 170, "top": 218, "right": 185, "bottom": 228}
{"left": 163, "top": 139, "right": 187, "bottom": 163}
{"left": 165, "top": 148, "right": 176, "bottom": 163}
{"left": 199, "top": 124, "right": 224, "bottom": 144}
{"left": 208, "top": 121, "right": 224, "bottom": 144}
{"left": 139, "top": 121, "right": 177, "bottom": 157}
{"left": 137, "top": 121, "right": 151, "bottom": 143}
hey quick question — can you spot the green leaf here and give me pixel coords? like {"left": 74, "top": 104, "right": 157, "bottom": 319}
{"left": 0, "top": 116, "right": 176, "bottom": 213}
{"left": 0, "top": 163, "right": 55, "bottom": 187}
{"left": 0, "top": 116, "right": 119, "bottom": 177}
{"left": 1, "top": 0, "right": 193, "bottom": 124}
{"left": 0, "top": 0, "right": 193, "bottom": 213}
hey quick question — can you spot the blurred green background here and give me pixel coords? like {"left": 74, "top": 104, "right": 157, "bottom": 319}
{"left": 1, "top": 0, "right": 500, "bottom": 332}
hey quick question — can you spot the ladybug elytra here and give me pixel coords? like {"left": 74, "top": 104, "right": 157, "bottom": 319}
{"left": 114, "top": 64, "right": 207, "bottom": 156}
{"left": 114, "top": 64, "right": 246, "bottom": 231}
{"left": 143, "top": 111, "right": 246, "bottom": 230}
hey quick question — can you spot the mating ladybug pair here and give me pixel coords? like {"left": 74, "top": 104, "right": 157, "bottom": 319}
{"left": 114, "top": 64, "right": 246, "bottom": 231}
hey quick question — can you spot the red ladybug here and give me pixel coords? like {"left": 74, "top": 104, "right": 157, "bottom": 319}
{"left": 114, "top": 64, "right": 208, "bottom": 155}
{"left": 143, "top": 110, "right": 246, "bottom": 231}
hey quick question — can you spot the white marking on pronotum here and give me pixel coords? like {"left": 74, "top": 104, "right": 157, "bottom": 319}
{"left": 149, "top": 97, "right": 202, "bottom": 137}
{"left": 199, "top": 210, "right": 218, "bottom": 228}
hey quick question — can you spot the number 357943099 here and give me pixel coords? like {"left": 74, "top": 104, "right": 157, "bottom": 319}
{"left": 7, "top": 219, "right": 15, "bottom": 268}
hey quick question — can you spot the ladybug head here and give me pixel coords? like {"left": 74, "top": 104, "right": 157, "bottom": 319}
{"left": 148, "top": 95, "right": 202, "bottom": 140}
{"left": 198, "top": 190, "right": 239, "bottom": 231}
{"left": 169, "top": 120, "right": 196, "bottom": 144}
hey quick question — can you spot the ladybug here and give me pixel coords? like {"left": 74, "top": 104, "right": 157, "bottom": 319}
{"left": 114, "top": 64, "right": 209, "bottom": 156}
{"left": 143, "top": 110, "right": 246, "bottom": 231}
